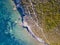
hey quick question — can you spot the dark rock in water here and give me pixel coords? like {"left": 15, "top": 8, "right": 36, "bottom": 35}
{"left": 13, "top": 0, "right": 26, "bottom": 23}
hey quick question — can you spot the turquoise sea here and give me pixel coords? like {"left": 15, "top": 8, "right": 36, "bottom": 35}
{"left": 0, "top": 0, "right": 40, "bottom": 45}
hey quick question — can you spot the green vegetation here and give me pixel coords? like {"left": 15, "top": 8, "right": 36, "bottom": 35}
{"left": 35, "top": 0, "right": 60, "bottom": 31}
{"left": 34, "top": 0, "right": 60, "bottom": 45}
{"left": 21, "top": 0, "right": 60, "bottom": 45}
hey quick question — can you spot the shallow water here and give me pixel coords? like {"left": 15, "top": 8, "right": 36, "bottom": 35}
{"left": 0, "top": 0, "right": 41, "bottom": 45}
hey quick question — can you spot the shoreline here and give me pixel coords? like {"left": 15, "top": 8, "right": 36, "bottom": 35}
{"left": 22, "top": 21, "right": 48, "bottom": 45}
{"left": 12, "top": 0, "right": 48, "bottom": 45}
{"left": 23, "top": 21, "right": 45, "bottom": 43}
